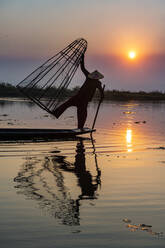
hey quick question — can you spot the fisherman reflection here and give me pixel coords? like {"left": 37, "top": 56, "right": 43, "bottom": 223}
{"left": 59, "top": 138, "right": 100, "bottom": 200}
{"left": 14, "top": 139, "right": 101, "bottom": 226}
{"left": 75, "top": 139, "right": 100, "bottom": 199}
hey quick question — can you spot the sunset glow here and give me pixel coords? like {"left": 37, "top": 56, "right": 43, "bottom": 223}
{"left": 1, "top": 0, "right": 165, "bottom": 91}
{"left": 128, "top": 51, "right": 136, "bottom": 60}
{"left": 126, "top": 129, "right": 133, "bottom": 152}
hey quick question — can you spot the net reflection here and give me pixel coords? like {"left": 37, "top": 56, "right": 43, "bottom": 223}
{"left": 14, "top": 138, "right": 101, "bottom": 226}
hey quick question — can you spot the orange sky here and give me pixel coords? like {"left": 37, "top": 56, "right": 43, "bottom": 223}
{"left": 0, "top": 0, "right": 165, "bottom": 91}
{"left": 1, "top": 0, "right": 165, "bottom": 58}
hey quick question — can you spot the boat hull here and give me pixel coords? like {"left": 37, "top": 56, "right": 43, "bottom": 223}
{"left": 0, "top": 128, "right": 95, "bottom": 140}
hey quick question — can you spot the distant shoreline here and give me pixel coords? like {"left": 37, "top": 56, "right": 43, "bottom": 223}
{"left": 0, "top": 82, "right": 165, "bottom": 101}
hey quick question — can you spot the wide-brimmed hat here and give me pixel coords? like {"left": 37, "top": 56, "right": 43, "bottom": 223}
{"left": 88, "top": 70, "right": 104, "bottom": 80}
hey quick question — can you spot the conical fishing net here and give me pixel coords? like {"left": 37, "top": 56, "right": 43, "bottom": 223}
{"left": 17, "top": 38, "right": 87, "bottom": 115}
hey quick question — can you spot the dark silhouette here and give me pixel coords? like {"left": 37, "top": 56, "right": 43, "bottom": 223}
{"left": 75, "top": 138, "right": 101, "bottom": 199}
{"left": 14, "top": 138, "right": 101, "bottom": 226}
{"left": 53, "top": 54, "right": 104, "bottom": 129}
{"left": 59, "top": 138, "right": 101, "bottom": 200}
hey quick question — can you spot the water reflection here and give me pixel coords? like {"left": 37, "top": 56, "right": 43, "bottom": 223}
{"left": 14, "top": 138, "right": 101, "bottom": 226}
{"left": 0, "top": 99, "right": 14, "bottom": 108}
{"left": 0, "top": 98, "right": 36, "bottom": 112}
{"left": 126, "top": 129, "right": 133, "bottom": 152}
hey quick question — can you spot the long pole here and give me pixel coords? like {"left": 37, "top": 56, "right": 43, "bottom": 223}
{"left": 90, "top": 133, "right": 101, "bottom": 186}
{"left": 92, "top": 84, "right": 105, "bottom": 130}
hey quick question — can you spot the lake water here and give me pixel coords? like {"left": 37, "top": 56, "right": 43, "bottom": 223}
{"left": 0, "top": 98, "right": 165, "bottom": 248}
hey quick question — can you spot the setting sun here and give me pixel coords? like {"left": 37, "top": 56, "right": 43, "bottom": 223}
{"left": 128, "top": 51, "right": 136, "bottom": 59}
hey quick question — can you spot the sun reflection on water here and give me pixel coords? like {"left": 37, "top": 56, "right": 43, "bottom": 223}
{"left": 126, "top": 129, "right": 133, "bottom": 152}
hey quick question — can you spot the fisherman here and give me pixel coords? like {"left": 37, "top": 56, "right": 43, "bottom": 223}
{"left": 53, "top": 53, "right": 104, "bottom": 129}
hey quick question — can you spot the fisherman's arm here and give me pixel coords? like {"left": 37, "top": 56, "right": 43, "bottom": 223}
{"left": 80, "top": 54, "right": 89, "bottom": 77}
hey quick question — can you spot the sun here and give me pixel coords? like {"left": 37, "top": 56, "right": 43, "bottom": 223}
{"left": 128, "top": 51, "right": 136, "bottom": 60}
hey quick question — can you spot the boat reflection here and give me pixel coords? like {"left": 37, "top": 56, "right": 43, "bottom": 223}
{"left": 14, "top": 138, "right": 101, "bottom": 226}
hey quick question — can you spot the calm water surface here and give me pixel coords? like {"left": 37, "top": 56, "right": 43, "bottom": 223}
{"left": 0, "top": 98, "right": 165, "bottom": 248}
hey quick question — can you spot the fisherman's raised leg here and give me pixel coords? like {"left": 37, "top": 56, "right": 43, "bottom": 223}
{"left": 53, "top": 97, "right": 75, "bottom": 118}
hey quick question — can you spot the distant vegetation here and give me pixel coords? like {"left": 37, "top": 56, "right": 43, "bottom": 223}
{"left": 103, "top": 90, "right": 165, "bottom": 101}
{"left": 0, "top": 82, "right": 76, "bottom": 98}
{"left": 0, "top": 83, "right": 22, "bottom": 97}
{"left": 0, "top": 82, "right": 165, "bottom": 101}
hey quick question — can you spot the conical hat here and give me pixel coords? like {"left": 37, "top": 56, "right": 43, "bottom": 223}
{"left": 88, "top": 70, "right": 104, "bottom": 80}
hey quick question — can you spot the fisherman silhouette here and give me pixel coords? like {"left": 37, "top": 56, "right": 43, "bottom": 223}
{"left": 53, "top": 54, "right": 104, "bottom": 129}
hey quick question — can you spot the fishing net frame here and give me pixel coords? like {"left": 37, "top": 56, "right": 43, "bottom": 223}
{"left": 17, "top": 38, "right": 87, "bottom": 116}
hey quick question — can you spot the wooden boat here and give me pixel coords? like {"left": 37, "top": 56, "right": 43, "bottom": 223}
{"left": 0, "top": 127, "right": 95, "bottom": 140}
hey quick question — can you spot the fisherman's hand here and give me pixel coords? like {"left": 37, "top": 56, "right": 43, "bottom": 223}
{"left": 100, "top": 85, "right": 105, "bottom": 102}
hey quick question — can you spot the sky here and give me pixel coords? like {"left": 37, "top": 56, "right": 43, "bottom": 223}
{"left": 0, "top": 0, "right": 165, "bottom": 91}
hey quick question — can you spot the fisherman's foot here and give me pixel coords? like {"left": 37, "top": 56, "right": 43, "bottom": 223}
{"left": 77, "top": 127, "right": 84, "bottom": 131}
